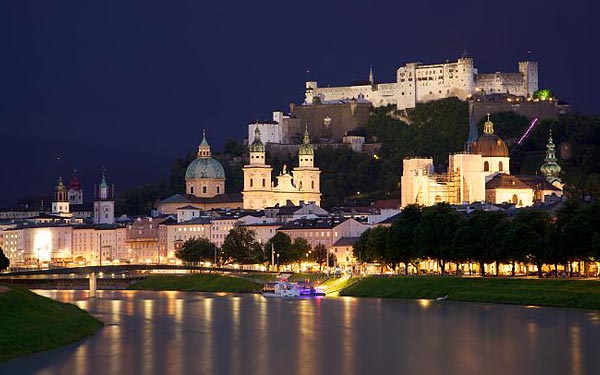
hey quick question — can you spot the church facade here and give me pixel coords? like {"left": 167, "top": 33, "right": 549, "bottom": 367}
{"left": 242, "top": 128, "right": 321, "bottom": 210}
{"left": 401, "top": 112, "right": 562, "bottom": 208}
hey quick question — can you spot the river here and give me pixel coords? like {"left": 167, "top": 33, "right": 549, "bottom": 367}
{"left": 1, "top": 290, "right": 599, "bottom": 374}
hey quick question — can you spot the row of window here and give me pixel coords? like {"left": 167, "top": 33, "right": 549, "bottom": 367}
{"left": 189, "top": 185, "right": 221, "bottom": 194}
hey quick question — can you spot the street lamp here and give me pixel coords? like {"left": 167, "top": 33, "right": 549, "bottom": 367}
{"left": 213, "top": 245, "right": 217, "bottom": 267}
{"left": 271, "top": 243, "right": 275, "bottom": 271}
{"left": 277, "top": 253, "right": 280, "bottom": 271}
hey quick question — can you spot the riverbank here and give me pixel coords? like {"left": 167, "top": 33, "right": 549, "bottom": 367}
{"left": 340, "top": 276, "right": 600, "bottom": 310}
{"left": 128, "top": 274, "right": 262, "bottom": 293}
{"left": 0, "top": 286, "right": 103, "bottom": 362}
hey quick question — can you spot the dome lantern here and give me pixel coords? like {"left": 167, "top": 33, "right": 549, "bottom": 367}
{"left": 470, "top": 115, "right": 509, "bottom": 157}
{"left": 185, "top": 131, "right": 226, "bottom": 181}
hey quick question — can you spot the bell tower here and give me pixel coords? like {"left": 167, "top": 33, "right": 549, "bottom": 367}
{"left": 242, "top": 128, "right": 273, "bottom": 209}
{"left": 52, "top": 177, "right": 70, "bottom": 215}
{"left": 94, "top": 169, "right": 115, "bottom": 224}
{"left": 293, "top": 127, "right": 321, "bottom": 205}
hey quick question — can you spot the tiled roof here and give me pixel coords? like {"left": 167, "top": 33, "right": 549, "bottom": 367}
{"left": 333, "top": 237, "right": 360, "bottom": 247}
{"left": 278, "top": 218, "right": 349, "bottom": 230}
{"left": 486, "top": 174, "right": 532, "bottom": 190}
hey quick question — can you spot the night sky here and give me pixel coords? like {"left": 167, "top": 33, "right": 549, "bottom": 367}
{"left": 0, "top": 0, "right": 597, "bottom": 207}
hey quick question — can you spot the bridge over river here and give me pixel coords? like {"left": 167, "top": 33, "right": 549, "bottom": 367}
{"left": 0, "top": 265, "right": 278, "bottom": 296}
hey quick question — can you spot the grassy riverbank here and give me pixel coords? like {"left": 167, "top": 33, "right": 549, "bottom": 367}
{"left": 340, "top": 276, "right": 600, "bottom": 310}
{"left": 0, "top": 287, "right": 103, "bottom": 362}
{"left": 128, "top": 274, "right": 262, "bottom": 293}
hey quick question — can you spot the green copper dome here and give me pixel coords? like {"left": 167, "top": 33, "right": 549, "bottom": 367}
{"left": 299, "top": 126, "right": 314, "bottom": 156}
{"left": 249, "top": 127, "right": 265, "bottom": 153}
{"left": 185, "top": 131, "right": 225, "bottom": 180}
{"left": 185, "top": 158, "right": 225, "bottom": 180}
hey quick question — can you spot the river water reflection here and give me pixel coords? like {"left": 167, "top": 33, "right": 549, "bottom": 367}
{"left": 2, "top": 290, "right": 600, "bottom": 374}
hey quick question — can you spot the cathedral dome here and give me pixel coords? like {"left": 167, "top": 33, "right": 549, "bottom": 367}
{"left": 185, "top": 158, "right": 225, "bottom": 180}
{"left": 471, "top": 116, "right": 509, "bottom": 157}
{"left": 185, "top": 131, "right": 226, "bottom": 180}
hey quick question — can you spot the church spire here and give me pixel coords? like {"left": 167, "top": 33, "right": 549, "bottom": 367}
{"left": 369, "top": 66, "right": 374, "bottom": 84}
{"left": 249, "top": 127, "right": 265, "bottom": 153}
{"left": 299, "top": 126, "right": 314, "bottom": 156}
{"left": 540, "top": 129, "right": 562, "bottom": 184}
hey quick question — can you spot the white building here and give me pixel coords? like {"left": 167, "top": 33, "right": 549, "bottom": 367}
{"left": 305, "top": 58, "right": 538, "bottom": 110}
{"left": 401, "top": 115, "right": 561, "bottom": 208}
{"left": 2, "top": 224, "right": 126, "bottom": 267}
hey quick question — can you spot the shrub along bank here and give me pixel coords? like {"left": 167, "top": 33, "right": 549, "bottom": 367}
{"left": 128, "top": 274, "right": 262, "bottom": 293}
{"left": 340, "top": 276, "right": 600, "bottom": 310}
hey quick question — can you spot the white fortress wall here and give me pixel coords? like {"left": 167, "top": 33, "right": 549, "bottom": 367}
{"left": 305, "top": 58, "right": 537, "bottom": 110}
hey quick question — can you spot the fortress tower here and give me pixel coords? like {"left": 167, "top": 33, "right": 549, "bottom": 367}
{"left": 519, "top": 61, "right": 538, "bottom": 97}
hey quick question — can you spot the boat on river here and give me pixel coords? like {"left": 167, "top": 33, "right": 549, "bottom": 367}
{"left": 262, "top": 273, "right": 326, "bottom": 298}
{"left": 262, "top": 281, "right": 326, "bottom": 298}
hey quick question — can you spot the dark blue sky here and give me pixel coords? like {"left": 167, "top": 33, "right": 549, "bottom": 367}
{"left": 0, "top": 0, "right": 597, "bottom": 207}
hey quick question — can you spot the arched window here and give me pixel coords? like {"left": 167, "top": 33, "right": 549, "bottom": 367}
{"left": 499, "top": 161, "right": 504, "bottom": 172}
{"left": 512, "top": 194, "right": 518, "bottom": 205}
{"left": 202, "top": 186, "right": 207, "bottom": 194}
{"left": 299, "top": 181, "right": 303, "bottom": 190}
{"left": 250, "top": 179, "right": 253, "bottom": 187}
{"left": 190, "top": 186, "right": 194, "bottom": 194}
{"left": 216, "top": 186, "right": 220, "bottom": 194}
{"left": 311, "top": 181, "right": 315, "bottom": 189}
{"left": 262, "top": 178, "right": 266, "bottom": 187}
{"left": 484, "top": 161, "right": 490, "bottom": 171}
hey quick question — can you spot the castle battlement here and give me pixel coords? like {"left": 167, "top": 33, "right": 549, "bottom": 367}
{"left": 305, "top": 57, "right": 538, "bottom": 110}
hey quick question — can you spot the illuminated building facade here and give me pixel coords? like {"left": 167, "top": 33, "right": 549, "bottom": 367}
{"left": 242, "top": 128, "right": 321, "bottom": 210}
{"left": 305, "top": 58, "right": 537, "bottom": 110}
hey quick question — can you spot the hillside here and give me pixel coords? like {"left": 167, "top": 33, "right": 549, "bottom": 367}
{"left": 116, "top": 98, "right": 600, "bottom": 214}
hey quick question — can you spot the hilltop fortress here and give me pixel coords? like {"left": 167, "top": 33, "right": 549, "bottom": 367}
{"left": 304, "top": 57, "right": 538, "bottom": 110}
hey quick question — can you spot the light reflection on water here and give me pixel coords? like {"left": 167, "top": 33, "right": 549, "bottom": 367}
{"left": 0, "top": 290, "right": 599, "bottom": 375}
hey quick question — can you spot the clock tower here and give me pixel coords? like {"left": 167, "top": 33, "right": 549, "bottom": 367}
{"left": 93, "top": 169, "right": 115, "bottom": 224}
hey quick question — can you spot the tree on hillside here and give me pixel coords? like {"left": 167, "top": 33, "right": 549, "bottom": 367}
{"left": 175, "top": 238, "right": 216, "bottom": 264}
{"left": 415, "top": 203, "right": 463, "bottom": 275}
{"left": 0, "top": 247, "right": 9, "bottom": 271}
{"left": 387, "top": 204, "right": 422, "bottom": 274}
{"left": 221, "top": 225, "right": 263, "bottom": 264}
